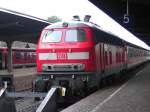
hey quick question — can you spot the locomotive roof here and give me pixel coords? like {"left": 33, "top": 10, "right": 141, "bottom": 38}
{"left": 45, "top": 21, "right": 92, "bottom": 29}
{"left": 45, "top": 20, "right": 118, "bottom": 37}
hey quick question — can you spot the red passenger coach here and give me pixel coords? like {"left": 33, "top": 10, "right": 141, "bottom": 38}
{"left": 12, "top": 48, "right": 36, "bottom": 67}
{"left": 0, "top": 47, "right": 36, "bottom": 69}
{"left": 36, "top": 19, "right": 150, "bottom": 93}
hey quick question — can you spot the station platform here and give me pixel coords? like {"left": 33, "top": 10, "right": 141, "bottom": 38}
{"left": 62, "top": 63, "right": 150, "bottom": 112}
{"left": 0, "top": 67, "right": 37, "bottom": 91}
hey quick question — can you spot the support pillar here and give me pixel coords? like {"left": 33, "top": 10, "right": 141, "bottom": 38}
{"left": 6, "top": 41, "right": 13, "bottom": 73}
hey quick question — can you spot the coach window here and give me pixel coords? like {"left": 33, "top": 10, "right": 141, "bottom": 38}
{"left": 122, "top": 52, "right": 124, "bottom": 62}
{"left": 109, "top": 51, "right": 112, "bottom": 64}
{"left": 65, "top": 29, "right": 86, "bottom": 42}
{"left": 105, "top": 51, "right": 108, "bottom": 65}
{"left": 120, "top": 52, "right": 122, "bottom": 62}
{"left": 116, "top": 52, "right": 118, "bottom": 63}
{"left": 118, "top": 53, "right": 120, "bottom": 63}
{"left": 27, "top": 52, "right": 31, "bottom": 60}
{"left": 21, "top": 52, "right": 24, "bottom": 60}
{"left": 15, "top": 52, "right": 21, "bottom": 60}
{"left": 24, "top": 52, "right": 27, "bottom": 60}
{"left": 129, "top": 48, "right": 133, "bottom": 58}
{"left": 42, "top": 30, "right": 62, "bottom": 43}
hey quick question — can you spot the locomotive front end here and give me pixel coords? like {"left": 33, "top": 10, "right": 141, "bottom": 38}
{"left": 36, "top": 22, "right": 96, "bottom": 90}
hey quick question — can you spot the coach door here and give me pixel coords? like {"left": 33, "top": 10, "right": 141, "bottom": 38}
{"left": 100, "top": 43, "right": 105, "bottom": 72}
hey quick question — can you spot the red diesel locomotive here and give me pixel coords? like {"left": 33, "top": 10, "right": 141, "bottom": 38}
{"left": 36, "top": 18, "right": 150, "bottom": 93}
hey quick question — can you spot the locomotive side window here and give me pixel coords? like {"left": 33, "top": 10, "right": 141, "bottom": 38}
{"left": 42, "top": 30, "right": 62, "bottom": 43}
{"left": 65, "top": 29, "right": 86, "bottom": 42}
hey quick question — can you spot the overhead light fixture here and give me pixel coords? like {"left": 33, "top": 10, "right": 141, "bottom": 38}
{"left": 73, "top": 15, "right": 80, "bottom": 21}
{"left": 84, "top": 15, "right": 91, "bottom": 22}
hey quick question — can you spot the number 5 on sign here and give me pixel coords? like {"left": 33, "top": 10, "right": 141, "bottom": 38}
{"left": 124, "top": 14, "right": 130, "bottom": 23}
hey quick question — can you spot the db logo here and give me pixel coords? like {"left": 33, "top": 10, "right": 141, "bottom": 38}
{"left": 57, "top": 53, "right": 67, "bottom": 60}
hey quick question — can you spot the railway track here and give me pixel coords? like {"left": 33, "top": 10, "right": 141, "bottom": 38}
{"left": 15, "top": 98, "right": 42, "bottom": 112}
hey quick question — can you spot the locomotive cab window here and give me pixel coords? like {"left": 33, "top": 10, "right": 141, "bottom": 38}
{"left": 42, "top": 30, "right": 62, "bottom": 43}
{"left": 65, "top": 29, "right": 87, "bottom": 42}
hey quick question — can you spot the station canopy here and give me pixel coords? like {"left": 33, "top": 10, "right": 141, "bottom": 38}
{"left": 0, "top": 7, "right": 49, "bottom": 44}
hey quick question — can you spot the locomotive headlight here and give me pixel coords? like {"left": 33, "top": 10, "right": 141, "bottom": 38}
{"left": 75, "top": 64, "right": 85, "bottom": 70}
{"left": 78, "top": 64, "right": 85, "bottom": 70}
{"left": 42, "top": 64, "right": 47, "bottom": 70}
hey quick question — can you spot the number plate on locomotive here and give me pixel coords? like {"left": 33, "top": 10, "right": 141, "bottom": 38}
{"left": 57, "top": 53, "right": 67, "bottom": 60}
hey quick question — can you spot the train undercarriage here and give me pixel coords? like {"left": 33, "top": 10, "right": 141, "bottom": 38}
{"left": 33, "top": 72, "right": 100, "bottom": 101}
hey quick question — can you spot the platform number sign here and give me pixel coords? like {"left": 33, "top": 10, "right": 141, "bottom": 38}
{"left": 124, "top": 14, "right": 130, "bottom": 24}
